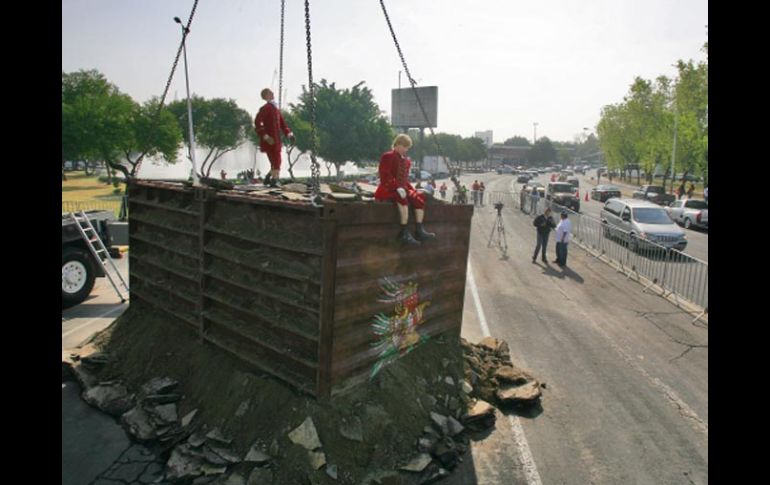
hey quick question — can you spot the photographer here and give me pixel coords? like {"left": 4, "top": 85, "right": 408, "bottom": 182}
{"left": 532, "top": 207, "right": 556, "bottom": 264}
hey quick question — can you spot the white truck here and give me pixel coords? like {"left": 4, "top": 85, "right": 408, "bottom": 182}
{"left": 665, "top": 199, "right": 708, "bottom": 230}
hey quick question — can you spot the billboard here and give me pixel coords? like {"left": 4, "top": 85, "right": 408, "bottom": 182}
{"left": 391, "top": 86, "right": 438, "bottom": 128}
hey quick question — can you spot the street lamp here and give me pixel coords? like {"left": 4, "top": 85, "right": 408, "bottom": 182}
{"left": 533, "top": 122, "right": 538, "bottom": 145}
{"left": 175, "top": 16, "right": 200, "bottom": 186}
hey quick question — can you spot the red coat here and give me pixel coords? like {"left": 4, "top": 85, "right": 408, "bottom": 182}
{"left": 375, "top": 150, "right": 414, "bottom": 200}
{"left": 254, "top": 102, "right": 292, "bottom": 153}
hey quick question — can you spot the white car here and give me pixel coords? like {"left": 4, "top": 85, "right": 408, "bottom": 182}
{"left": 666, "top": 199, "right": 708, "bottom": 229}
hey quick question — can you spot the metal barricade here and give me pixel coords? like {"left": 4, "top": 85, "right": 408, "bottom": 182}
{"left": 544, "top": 201, "right": 707, "bottom": 317}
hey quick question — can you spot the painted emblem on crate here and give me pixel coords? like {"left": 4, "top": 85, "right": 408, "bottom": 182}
{"left": 370, "top": 276, "right": 431, "bottom": 379}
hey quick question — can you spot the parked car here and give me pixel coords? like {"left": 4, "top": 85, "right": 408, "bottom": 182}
{"left": 566, "top": 176, "right": 580, "bottom": 188}
{"left": 546, "top": 182, "right": 580, "bottom": 212}
{"left": 497, "top": 165, "right": 514, "bottom": 174}
{"left": 516, "top": 174, "right": 531, "bottom": 183}
{"left": 591, "top": 184, "right": 622, "bottom": 202}
{"left": 666, "top": 199, "right": 708, "bottom": 229}
{"left": 632, "top": 185, "right": 675, "bottom": 206}
{"left": 574, "top": 166, "right": 585, "bottom": 175}
{"left": 600, "top": 198, "right": 687, "bottom": 252}
{"left": 523, "top": 182, "right": 545, "bottom": 197}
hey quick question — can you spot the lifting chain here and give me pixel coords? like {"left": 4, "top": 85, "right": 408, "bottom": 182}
{"left": 135, "top": 0, "right": 201, "bottom": 177}
{"left": 378, "top": 0, "right": 462, "bottom": 200}
{"left": 304, "top": 0, "right": 323, "bottom": 206}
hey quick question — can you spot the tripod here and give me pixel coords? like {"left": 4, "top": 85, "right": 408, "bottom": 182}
{"left": 487, "top": 202, "right": 508, "bottom": 257}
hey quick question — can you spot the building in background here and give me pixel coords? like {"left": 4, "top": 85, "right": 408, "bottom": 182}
{"left": 474, "top": 130, "right": 494, "bottom": 148}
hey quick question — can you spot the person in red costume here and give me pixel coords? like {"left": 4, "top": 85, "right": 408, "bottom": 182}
{"left": 374, "top": 134, "right": 437, "bottom": 245}
{"left": 254, "top": 88, "right": 294, "bottom": 188}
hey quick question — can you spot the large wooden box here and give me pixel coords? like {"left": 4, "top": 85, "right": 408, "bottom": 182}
{"left": 127, "top": 180, "right": 473, "bottom": 397}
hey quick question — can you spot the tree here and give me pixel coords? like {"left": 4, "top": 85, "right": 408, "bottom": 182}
{"left": 168, "top": 97, "right": 252, "bottom": 178}
{"left": 291, "top": 80, "right": 394, "bottom": 180}
{"left": 116, "top": 98, "right": 183, "bottom": 177}
{"left": 503, "top": 136, "right": 531, "bottom": 147}
{"left": 281, "top": 111, "right": 312, "bottom": 181}
{"left": 62, "top": 69, "right": 135, "bottom": 181}
{"left": 528, "top": 137, "right": 557, "bottom": 166}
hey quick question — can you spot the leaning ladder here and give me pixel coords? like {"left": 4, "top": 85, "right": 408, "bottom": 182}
{"left": 68, "top": 211, "right": 129, "bottom": 303}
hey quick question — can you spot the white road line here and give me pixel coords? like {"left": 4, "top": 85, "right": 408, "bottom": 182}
{"left": 61, "top": 305, "right": 126, "bottom": 338}
{"left": 468, "top": 261, "right": 543, "bottom": 485}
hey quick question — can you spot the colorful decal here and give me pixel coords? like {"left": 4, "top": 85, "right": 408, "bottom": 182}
{"left": 370, "top": 276, "right": 431, "bottom": 379}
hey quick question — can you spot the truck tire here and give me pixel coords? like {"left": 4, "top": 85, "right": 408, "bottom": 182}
{"left": 684, "top": 218, "right": 692, "bottom": 229}
{"left": 62, "top": 247, "right": 96, "bottom": 309}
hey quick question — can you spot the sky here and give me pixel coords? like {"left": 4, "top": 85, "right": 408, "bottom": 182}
{"left": 62, "top": 0, "right": 707, "bottom": 145}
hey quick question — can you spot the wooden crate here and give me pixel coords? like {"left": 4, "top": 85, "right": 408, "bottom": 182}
{"left": 127, "top": 180, "right": 473, "bottom": 397}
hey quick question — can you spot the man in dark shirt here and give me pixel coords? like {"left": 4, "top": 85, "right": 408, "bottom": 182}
{"left": 532, "top": 207, "right": 556, "bottom": 263}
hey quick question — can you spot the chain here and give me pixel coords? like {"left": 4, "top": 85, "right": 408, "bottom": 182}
{"left": 304, "top": 0, "right": 322, "bottom": 206}
{"left": 278, "top": 0, "right": 285, "bottom": 109}
{"left": 378, "top": 0, "right": 462, "bottom": 198}
{"left": 135, "top": 0, "right": 201, "bottom": 176}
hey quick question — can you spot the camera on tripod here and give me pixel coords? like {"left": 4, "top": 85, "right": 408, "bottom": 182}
{"left": 494, "top": 201, "right": 504, "bottom": 214}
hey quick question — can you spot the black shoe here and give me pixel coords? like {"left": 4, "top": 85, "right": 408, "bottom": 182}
{"left": 542, "top": 259, "right": 548, "bottom": 263}
{"left": 263, "top": 173, "right": 272, "bottom": 186}
{"left": 552, "top": 260, "right": 560, "bottom": 264}
{"left": 532, "top": 258, "right": 536, "bottom": 263}
{"left": 415, "top": 225, "right": 436, "bottom": 241}
{"left": 399, "top": 229, "right": 421, "bottom": 246}
{"left": 268, "top": 178, "right": 281, "bottom": 188}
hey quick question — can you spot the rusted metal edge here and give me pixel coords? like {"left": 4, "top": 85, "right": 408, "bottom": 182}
{"left": 131, "top": 288, "right": 198, "bottom": 329}
{"left": 316, "top": 213, "right": 339, "bottom": 398}
{"left": 203, "top": 269, "right": 320, "bottom": 315}
{"left": 202, "top": 327, "right": 317, "bottom": 396}
{"left": 201, "top": 286, "right": 319, "bottom": 342}
{"left": 204, "top": 224, "right": 324, "bottom": 256}
{"left": 204, "top": 246, "right": 322, "bottom": 286}
{"left": 130, "top": 253, "right": 198, "bottom": 284}
{"left": 201, "top": 306, "right": 319, "bottom": 370}
{"left": 130, "top": 234, "right": 199, "bottom": 261}
{"left": 130, "top": 214, "right": 199, "bottom": 237}
{"left": 129, "top": 198, "right": 199, "bottom": 216}
{"left": 132, "top": 270, "right": 198, "bottom": 306}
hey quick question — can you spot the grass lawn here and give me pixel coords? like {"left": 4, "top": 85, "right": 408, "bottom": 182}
{"left": 62, "top": 172, "right": 124, "bottom": 216}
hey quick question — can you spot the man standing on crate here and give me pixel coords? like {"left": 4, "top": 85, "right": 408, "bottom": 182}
{"left": 375, "top": 134, "right": 437, "bottom": 246}
{"left": 254, "top": 88, "right": 294, "bottom": 188}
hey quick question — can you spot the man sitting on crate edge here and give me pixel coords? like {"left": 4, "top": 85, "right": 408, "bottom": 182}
{"left": 374, "top": 134, "right": 437, "bottom": 246}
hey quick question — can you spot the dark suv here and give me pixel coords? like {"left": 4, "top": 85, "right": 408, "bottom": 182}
{"left": 546, "top": 182, "right": 580, "bottom": 212}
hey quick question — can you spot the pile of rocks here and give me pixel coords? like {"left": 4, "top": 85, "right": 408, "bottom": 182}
{"left": 461, "top": 337, "right": 543, "bottom": 408}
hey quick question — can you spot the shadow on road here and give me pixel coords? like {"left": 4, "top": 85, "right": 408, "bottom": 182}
{"left": 538, "top": 263, "right": 585, "bottom": 283}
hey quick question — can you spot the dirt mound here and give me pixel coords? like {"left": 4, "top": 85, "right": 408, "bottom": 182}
{"left": 74, "top": 306, "right": 541, "bottom": 484}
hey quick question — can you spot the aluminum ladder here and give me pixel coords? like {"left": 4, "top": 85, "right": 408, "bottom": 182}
{"left": 68, "top": 211, "right": 129, "bottom": 303}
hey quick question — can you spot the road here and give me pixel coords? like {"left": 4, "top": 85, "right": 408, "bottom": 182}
{"left": 62, "top": 255, "right": 129, "bottom": 350}
{"left": 441, "top": 172, "right": 707, "bottom": 484}
{"left": 62, "top": 185, "right": 708, "bottom": 484}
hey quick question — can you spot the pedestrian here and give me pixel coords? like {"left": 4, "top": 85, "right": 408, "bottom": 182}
{"left": 530, "top": 186, "right": 540, "bottom": 215}
{"left": 460, "top": 185, "right": 468, "bottom": 204}
{"left": 254, "top": 88, "right": 295, "bottom": 188}
{"left": 687, "top": 182, "right": 695, "bottom": 199}
{"left": 677, "top": 182, "right": 685, "bottom": 200}
{"left": 479, "top": 182, "right": 486, "bottom": 206}
{"left": 704, "top": 185, "right": 708, "bottom": 203}
{"left": 553, "top": 210, "right": 572, "bottom": 267}
{"left": 532, "top": 207, "right": 556, "bottom": 263}
{"left": 220, "top": 169, "right": 227, "bottom": 180}
{"left": 374, "top": 134, "right": 437, "bottom": 245}
{"left": 439, "top": 182, "right": 447, "bottom": 200}
{"left": 471, "top": 180, "right": 480, "bottom": 207}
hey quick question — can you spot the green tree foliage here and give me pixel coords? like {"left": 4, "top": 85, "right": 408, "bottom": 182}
{"left": 597, "top": 40, "right": 708, "bottom": 188}
{"left": 281, "top": 111, "right": 312, "bottom": 180}
{"left": 528, "top": 137, "right": 557, "bottom": 166}
{"left": 62, "top": 69, "right": 183, "bottom": 182}
{"left": 291, "top": 80, "right": 394, "bottom": 180}
{"left": 168, "top": 97, "right": 252, "bottom": 178}
{"left": 415, "top": 133, "right": 486, "bottom": 162}
{"left": 62, "top": 69, "right": 135, "bottom": 180}
{"left": 503, "top": 136, "right": 531, "bottom": 147}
